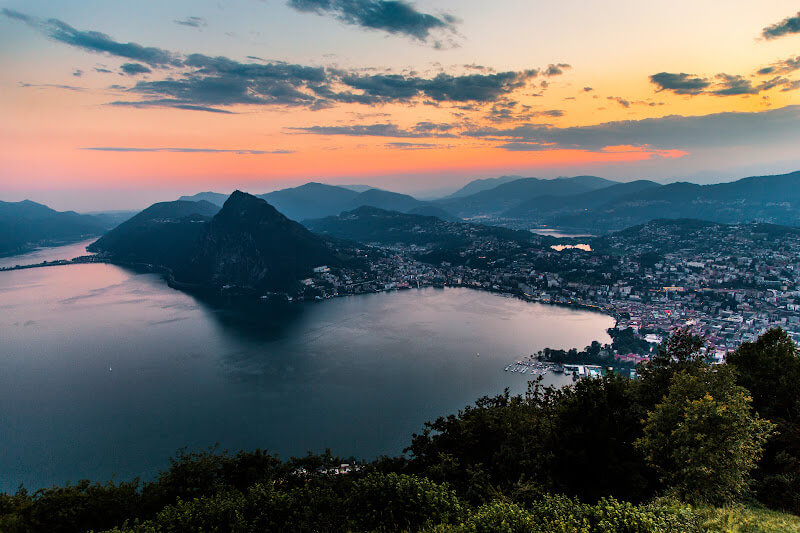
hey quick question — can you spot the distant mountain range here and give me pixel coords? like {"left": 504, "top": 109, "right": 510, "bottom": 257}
{"left": 526, "top": 171, "right": 800, "bottom": 232}
{"left": 432, "top": 176, "right": 618, "bottom": 218}
{"left": 0, "top": 200, "right": 119, "bottom": 256}
{"left": 444, "top": 175, "right": 521, "bottom": 198}
{"left": 180, "top": 183, "right": 432, "bottom": 222}
{"left": 170, "top": 169, "right": 800, "bottom": 235}
{"left": 90, "top": 192, "right": 336, "bottom": 291}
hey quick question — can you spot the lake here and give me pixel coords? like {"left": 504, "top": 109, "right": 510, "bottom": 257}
{"left": 0, "top": 238, "right": 96, "bottom": 269}
{"left": 0, "top": 262, "right": 614, "bottom": 492}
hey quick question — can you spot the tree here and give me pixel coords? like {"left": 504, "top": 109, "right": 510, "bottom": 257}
{"left": 636, "top": 366, "right": 775, "bottom": 505}
{"left": 636, "top": 328, "right": 707, "bottom": 410}
{"left": 727, "top": 328, "right": 800, "bottom": 513}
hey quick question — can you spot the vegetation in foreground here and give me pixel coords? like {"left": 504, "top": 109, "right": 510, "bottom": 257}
{"left": 2, "top": 328, "right": 800, "bottom": 532}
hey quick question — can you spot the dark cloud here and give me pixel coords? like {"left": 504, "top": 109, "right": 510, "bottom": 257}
{"left": 83, "top": 147, "right": 292, "bottom": 154}
{"left": 72, "top": 69, "right": 83, "bottom": 77}
{"left": 762, "top": 11, "right": 800, "bottom": 40}
{"left": 757, "top": 56, "right": 800, "bottom": 75}
{"left": 651, "top": 70, "right": 799, "bottom": 97}
{"left": 607, "top": 96, "right": 631, "bottom": 108}
{"left": 339, "top": 70, "right": 538, "bottom": 103}
{"left": 544, "top": 63, "right": 571, "bottom": 76}
{"left": 120, "top": 63, "right": 151, "bottom": 76}
{"left": 174, "top": 16, "right": 207, "bottom": 28}
{"left": 583, "top": 86, "right": 593, "bottom": 92}
{"left": 94, "top": 67, "right": 113, "bottom": 74}
{"left": 464, "top": 105, "right": 800, "bottom": 152}
{"left": 2, "top": 9, "right": 179, "bottom": 66}
{"left": 4, "top": 9, "right": 546, "bottom": 112}
{"left": 286, "top": 0, "right": 457, "bottom": 42}
{"left": 649, "top": 72, "right": 710, "bottom": 95}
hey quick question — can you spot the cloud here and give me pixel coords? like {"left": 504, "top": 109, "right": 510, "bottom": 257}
{"left": 2, "top": 9, "right": 179, "bottom": 67}
{"left": 290, "top": 122, "right": 452, "bottom": 137}
{"left": 464, "top": 105, "right": 800, "bottom": 152}
{"left": 650, "top": 70, "right": 800, "bottom": 97}
{"left": 4, "top": 9, "right": 547, "bottom": 112}
{"left": 384, "top": 142, "right": 437, "bottom": 149}
{"left": 649, "top": 72, "right": 710, "bottom": 95}
{"left": 286, "top": 0, "right": 457, "bottom": 43}
{"left": 120, "top": 63, "right": 152, "bottom": 75}
{"left": 82, "top": 147, "right": 293, "bottom": 154}
{"left": 544, "top": 63, "right": 571, "bottom": 76}
{"left": 174, "top": 16, "right": 207, "bottom": 28}
{"left": 757, "top": 56, "right": 800, "bottom": 75}
{"left": 338, "top": 70, "right": 539, "bottom": 103}
{"left": 762, "top": 11, "right": 800, "bottom": 40}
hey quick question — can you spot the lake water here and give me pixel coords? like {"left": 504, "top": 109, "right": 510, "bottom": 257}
{"left": 0, "top": 238, "right": 96, "bottom": 269}
{"left": 0, "top": 262, "right": 614, "bottom": 492}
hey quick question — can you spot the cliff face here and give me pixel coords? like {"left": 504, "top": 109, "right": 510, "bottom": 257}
{"left": 185, "top": 191, "right": 336, "bottom": 290}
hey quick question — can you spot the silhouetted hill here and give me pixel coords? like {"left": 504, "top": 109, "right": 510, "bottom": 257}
{"left": 550, "top": 171, "right": 800, "bottom": 231}
{"left": 305, "top": 205, "right": 533, "bottom": 247}
{"left": 406, "top": 205, "right": 461, "bottom": 221}
{"left": 434, "top": 176, "right": 618, "bottom": 217}
{"left": 504, "top": 180, "right": 661, "bottom": 218}
{"left": 87, "top": 200, "right": 221, "bottom": 267}
{"left": 444, "top": 175, "right": 521, "bottom": 198}
{"left": 0, "top": 200, "right": 109, "bottom": 256}
{"left": 344, "top": 189, "right": 426, "bottom": 213}
{"left": 184, "top": 191, "right": 337, "bottom": 290}
{"left": 178, "top": 192, "right": 230, "bottom": 206}
{"left": 259, "top": 183, "right": 360, "bottom": 220}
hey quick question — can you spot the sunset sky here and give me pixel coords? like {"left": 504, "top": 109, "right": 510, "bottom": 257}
{"left": 2, "top": 0, "right": 800, "bottom": 210}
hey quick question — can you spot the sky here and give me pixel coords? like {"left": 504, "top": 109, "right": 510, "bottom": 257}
{"left": 2, "top": 0, "right": 800, "bottom": 210}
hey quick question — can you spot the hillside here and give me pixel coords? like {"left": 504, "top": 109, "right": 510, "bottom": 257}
{"left": 434, "top": 175, "right": 617, "bottom": 218}
{"left": 183, "top": 191, "right": 337, "bottom": 290}
{"left": 0, "top": 199, "right": 110, "bottom": 256}
{"left": 305, "top": 205, "right": 534, "bottom": 248}
{"left": 87, "top": 200, "right": 221, "bottom": 268}
{"left": 177, "top": 191, "right": 230, "bottom": 206}
{"left": 549, "top": 171, "right": 800, "bottom": 231}
{"left": 445, "top": 175, "right": 521, "bottom": 198}
{"left": 259, "top": 182, "right": 360, "bottom": 221}
{"left": 504, "top": 179, "right": 661, "bottom": 218}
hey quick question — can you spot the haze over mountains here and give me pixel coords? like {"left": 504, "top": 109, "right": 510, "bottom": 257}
{"left": 0, "top": 200, "right": 123, "bottom": 256}
{"left": 8, "top": 170, "right": 800, "bottom": 260}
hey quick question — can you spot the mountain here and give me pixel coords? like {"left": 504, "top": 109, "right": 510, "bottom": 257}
{"left": 337, "top": 184, "right": 374, "bottom": 192}
{"left": 87, "top": 200, "right": 221, "bottom": 267}
{"left": 259, "top": 183, "right": 360, "bottom": 221}
{"left": 548, "top": 171, "right": 800, "bottom": 232}
{"left": 305, "top": 205, "right": 533, "bottom": 247}
{"left": 178, "top": 191, "right": 230, "bottom": 206}
{"left": 185, "top": 191, "right": 337, "bottom": 290}
{"left": 406, "top": 205, "right": 462, "bottom": 222}
{"left": 434, "top": 176, "right": 618, "bottom": 218}
{"left": 504, "top": 180, "right": 661, "bottom": 219}
{"left": 0, "top": 200, "right": 109, "bottom": 256}
{"left": 343, "top": 188, "right": 426, "bottom": 213}
{"left": 445, "top": 175, "right": 521, "bottom": 198}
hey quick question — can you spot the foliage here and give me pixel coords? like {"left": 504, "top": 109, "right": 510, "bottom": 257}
{"left": 727, "top": 328, "right": 800, "bottom": 513}
{"left": 636, "top": 366, "right": 774, "bottom": 505}
{"left": 3, "top": 329, "right": 799, "bottom": 531}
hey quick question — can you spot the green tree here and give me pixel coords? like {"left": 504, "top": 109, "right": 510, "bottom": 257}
{"left": 636, "top": 366, "right": 774, "bottom": 505}
{"left": 727, "top": 328, "right": 800, "bottom": 513}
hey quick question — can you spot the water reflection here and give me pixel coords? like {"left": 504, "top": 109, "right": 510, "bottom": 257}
{"left": 0, "top": 263, "right": 614, "bottom": 491}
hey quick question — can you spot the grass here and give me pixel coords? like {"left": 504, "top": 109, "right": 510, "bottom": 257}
{"left": 698, "top": 504, "right": 800, "bottom": 532}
